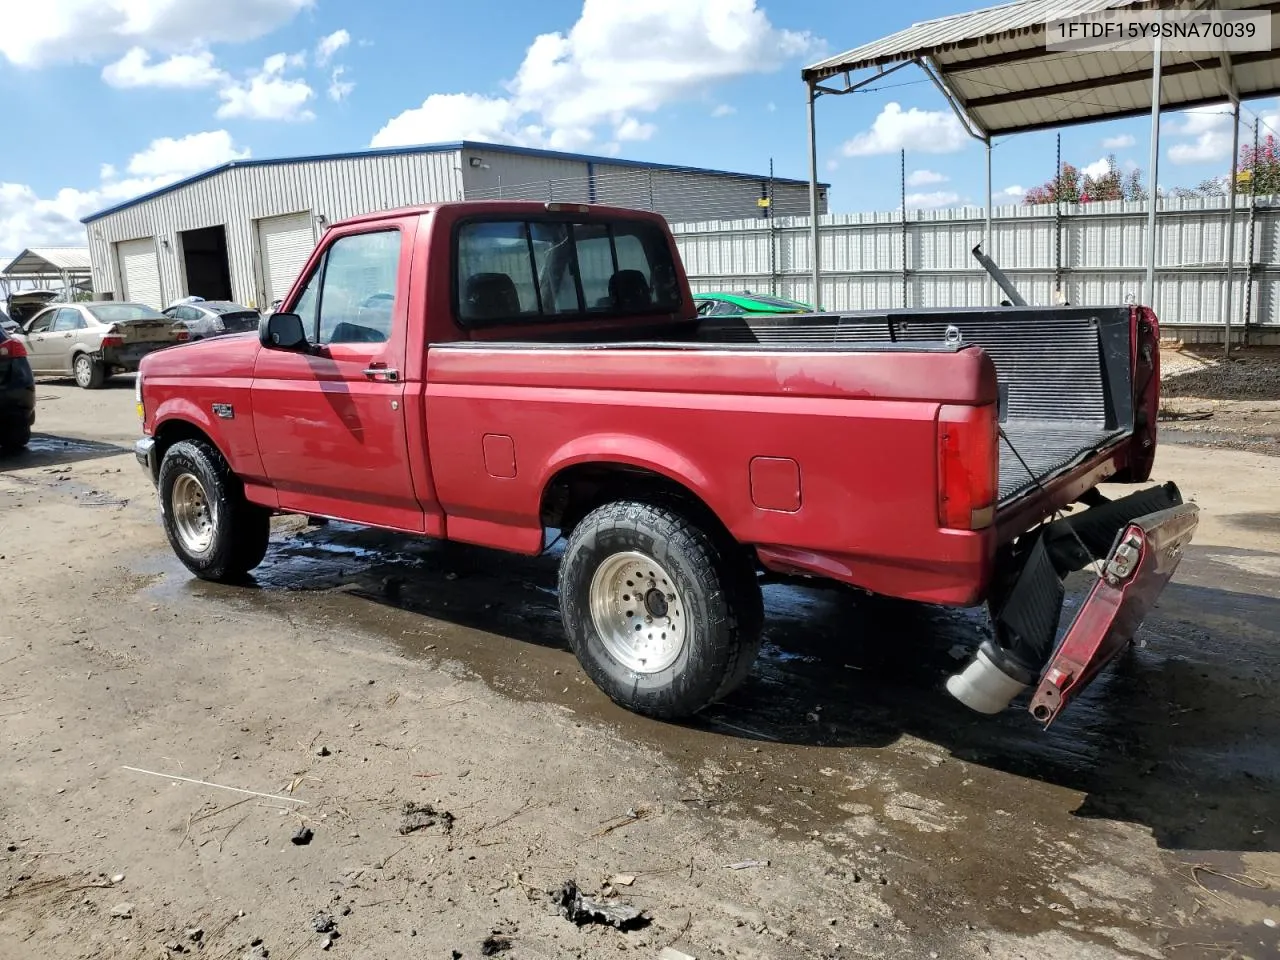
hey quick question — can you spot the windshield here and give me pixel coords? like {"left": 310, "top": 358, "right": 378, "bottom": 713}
{"left": 88, "top": 303, "right": 168, "bottom": 323}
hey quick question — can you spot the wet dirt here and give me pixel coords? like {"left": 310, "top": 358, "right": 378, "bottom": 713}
{"left": 5, "top": 382, "right": 1280, "bottom": 959}
{"left": 144, "top": 511, "right": 1280, "bottom": 955}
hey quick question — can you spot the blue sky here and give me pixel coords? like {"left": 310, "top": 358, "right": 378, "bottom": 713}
{"left": 0, "top": 0, "right": 1273, "bottom": 255}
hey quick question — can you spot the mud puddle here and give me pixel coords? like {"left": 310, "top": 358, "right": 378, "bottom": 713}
{"left": 143, "top": 522, "right": 1280, "bottom": 953}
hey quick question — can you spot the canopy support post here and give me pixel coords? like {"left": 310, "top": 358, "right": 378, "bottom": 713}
{"left": 807, "top": 79, "right": 822, "bottom": 311}
{"left": 1145, "top": 33, "right": 1163, "bottom": 310}
{"left": 985, "top": 137, "right": 994, "bottom": 305}
{"left": 1223, "top": 97, "right": 1241, "bottom": 357}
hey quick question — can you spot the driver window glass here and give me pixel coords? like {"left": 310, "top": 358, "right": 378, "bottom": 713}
{"left": 27, "top": 311, "right": 54, "bottom": 334}
{"left": 317, "top": 230, "right": 401, "bottom": 345}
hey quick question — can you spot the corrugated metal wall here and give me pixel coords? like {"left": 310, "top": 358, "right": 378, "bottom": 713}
{"left": 672, "top": 196, "right": 1280, "bottom": 332}
{"left": 464, "top": 165, "right": 821, "bottom": 224}
{"left": 87, "top": 150, "right": 462, "bottom": 307}
{"left": 87, "top": 149, "right": 820, "bottom": 309}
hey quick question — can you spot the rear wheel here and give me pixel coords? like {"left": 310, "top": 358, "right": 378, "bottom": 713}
{"left": 558, "top": 500, "right": 763, "bottom": 719}
{"left": 73, "top": 353, "right": 104, "bottom": 389}
{"left": 158, "top": 439, "right": 270, "bottom": 581}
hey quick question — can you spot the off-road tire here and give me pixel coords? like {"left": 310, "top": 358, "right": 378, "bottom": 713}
{"left": 158, "top": 439, "right": 270, "bottom": 582}
{"left": 558, "top": 499, "right": 763, "bottom": 719}
{"left": 73, "top": 353, "right": 105, "bottom": 389}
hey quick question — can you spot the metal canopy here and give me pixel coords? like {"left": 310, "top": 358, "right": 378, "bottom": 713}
{"left": 803, "top": 0, "right": 1280, "bottom": 135}
{"left": 800, "top": 0, "right": 1280, "bottom": 350}
{"left": 2, "top": 247, "right": 91, "bottom": 276}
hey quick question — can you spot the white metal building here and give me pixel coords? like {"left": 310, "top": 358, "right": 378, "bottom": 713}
{"left": 80, "top": 141, "right": 827, "bottom": 310}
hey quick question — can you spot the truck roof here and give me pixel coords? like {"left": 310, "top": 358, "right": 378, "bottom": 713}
{"left": 333, "top": 200, "right": 671, "bottom": 229}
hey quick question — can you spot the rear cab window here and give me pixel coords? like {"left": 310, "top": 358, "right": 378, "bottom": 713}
{"left": 455, "top": 216, "right": 681, "bottom": 325}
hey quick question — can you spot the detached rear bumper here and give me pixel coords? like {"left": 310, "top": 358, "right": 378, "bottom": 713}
{"left": 1029, "top": 502, "right": 1199, "bottom": 724}
{"left": 947, "top": 482, "right": 1199, "bottom": 724}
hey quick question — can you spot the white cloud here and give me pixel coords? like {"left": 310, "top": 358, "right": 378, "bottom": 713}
{"left": 615, "top": 116, "right": 655, "bottom": 141}
{"left": 1169, "top": 133, "right": 1233, "bottom": 165}
{"left": 0, "top": 0, "right": 314, "bottom": 67}
{"left": 711, "top": 103, "right": 735, "bottom": 117}
{"left": 102, "top": 46, "right": 227, "bottom": 88}
{"left": 0, "top": 130, "right": 250, "bottom": 251}
{"left": 996, "top": 184, "right": 1024, "bottom": 200}
{"left": 370, "top": 93, "right": 534, "bottom": 148}
{"left": 328, "top": 66, "right": 354, "bottom": 102}
{"left": 1102, "top": 133, "right": 1135, "bottom": 150}
{"left": 217, "top": 52, "right": 315, "bottom": 121}
{"left": 906, "top": 168, "right": 947, "bottom": 187}
{"left": 315, "top": 28, "right": 350, "bottom": 66}
{"left": 371, "top": 0, "right": 814, "bottom": 149}
{"left": 1081, "top": 156, "right": 1111, "bottom": 180}
{"left": 825, "top": 158, "right": 838, "bottom": 172}
{"left": 1164, "top": 105, "right": 1237, "bottom": 165}
{"left": 904, "top": 190, "right": 960, "bottom": 209}
{"left": 126, "top": 130, "right": 249, "bottom": 178}
{"left": 842, "top": 102, "right": 969, "bottom": 157}
{"left": 1176, "top": 105, "right": 1231, "bottom": 136}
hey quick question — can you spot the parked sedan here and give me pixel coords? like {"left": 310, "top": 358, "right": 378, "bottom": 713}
{"left": 693, "top": 291, "right": 812, "bottom": 317}
{"left": 163, "top": 300, "right": 261, "bottom": 340}
{"left": 0, "top": 326, "right": 35, "bottom": 451}
{"left": 19, "top": 302, "right": 187, "bottom": 389}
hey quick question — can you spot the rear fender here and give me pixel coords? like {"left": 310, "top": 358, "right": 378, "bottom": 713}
{"left": 541, "top": 434, "right": 716, "bottom": 517}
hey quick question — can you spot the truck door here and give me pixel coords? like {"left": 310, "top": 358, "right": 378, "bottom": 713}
{"left": 251, "top": 222, "right": 424, "bottom": 531}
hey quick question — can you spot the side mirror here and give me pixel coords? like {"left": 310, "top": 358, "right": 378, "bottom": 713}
{"left": 261, "top": 312, "right": 308, "bottom": 350}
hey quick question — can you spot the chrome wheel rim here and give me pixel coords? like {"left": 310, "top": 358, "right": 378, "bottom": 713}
{"left": 588, "top": 551, "right": 686, "bottom": 673}
{"left": 171, "top": 472, "right": 215, "bottom": 554}
{"left": 74, "top": 355, "right": 91, "bottom": 386}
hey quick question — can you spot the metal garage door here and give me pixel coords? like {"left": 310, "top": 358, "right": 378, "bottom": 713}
{"left": 118, "top": 238, "right": 162, "bottom": 307}
{"left": 257, "top": 212, "right": 315, "bottom": 305}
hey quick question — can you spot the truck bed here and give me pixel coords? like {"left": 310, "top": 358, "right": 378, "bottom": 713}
{"left": 691, "top": 306, "right": 1136, "bottom": 507}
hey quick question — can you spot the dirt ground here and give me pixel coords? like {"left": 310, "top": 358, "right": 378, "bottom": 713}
{"left": 1160, "top": 346, "right": 1280, "bottom": 457}
{"left": 2, "top": 372, "right": 1278, "bottom": 960}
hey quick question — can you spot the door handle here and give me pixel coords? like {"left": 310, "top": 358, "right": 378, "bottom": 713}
{"left": 363, "top": 367, "right": 399, "bottom": 382}
{"left": 63, "top": 333, "right": 73, "bottom": 338}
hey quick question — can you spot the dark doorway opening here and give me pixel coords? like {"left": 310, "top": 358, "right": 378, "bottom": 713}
{"left": 179, "top": 225, "right": 233, "bottom": 302}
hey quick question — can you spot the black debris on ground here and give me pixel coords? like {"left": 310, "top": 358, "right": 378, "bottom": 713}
{"left": 481, "top": 933, "right": 512, "bottom": 955}
{"left": 311, "top": 912, "right": 336, "bottom": 934}
{"left": 553, "top": 880, "right": 649, "bottom": 931}
{"left": 398, "top": 800, "right": 454, "bottom": 835}
{"left": 290, "top": 826, "right": 313, "bottom": 846}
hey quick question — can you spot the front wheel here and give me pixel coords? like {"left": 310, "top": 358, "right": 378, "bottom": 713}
{"left": 73, "top": 353, "right": 104, "bottom": 389}
{"left": 558, "top": 500, "right": 763, "bottom": 719}
{"left": 158, "top": 439, "right": 270, "bottom": 581}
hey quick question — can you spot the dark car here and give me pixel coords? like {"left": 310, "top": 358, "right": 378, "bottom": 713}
{"left": 0, "top": 326, "right": 35, "bottom": 452}
{"left": 163, "top": 300, "right": 261, "bottom": 340}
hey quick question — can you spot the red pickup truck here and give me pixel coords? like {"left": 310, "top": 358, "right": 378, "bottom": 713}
{"left": 135, "top": 201, "right": 1198, "bottom": 725}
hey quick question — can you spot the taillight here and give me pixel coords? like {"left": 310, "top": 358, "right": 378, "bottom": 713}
{"left": 938, "top": 404, "right": 998, "bottom": 530}
{"left": 100, "top": 333, "right": 124, "bottom": 348}
{"left": 175, "top": 330, "right": 190, "bottom": 342}
{"left": 0, "top": 338, "right": 26, "bottom": 359}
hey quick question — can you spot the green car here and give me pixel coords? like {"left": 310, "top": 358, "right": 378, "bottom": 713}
{"left": 693, "top": 291, "right": 812, "bottom": 317}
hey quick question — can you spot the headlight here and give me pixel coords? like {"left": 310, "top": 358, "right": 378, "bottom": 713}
{"left": 135, "top": 371, "right": 144, "bottom": 422}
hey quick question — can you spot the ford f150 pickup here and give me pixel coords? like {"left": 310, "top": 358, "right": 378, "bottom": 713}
{"left": 135, "top": 201, "right": 1198, "bottom": 724}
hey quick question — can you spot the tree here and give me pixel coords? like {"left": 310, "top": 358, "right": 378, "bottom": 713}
{"left": 1024, "top": 155, "right": 1145, "bottom": 203}
{"left": 1239, "top": 133, "right": 1280, "bottom": 194}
